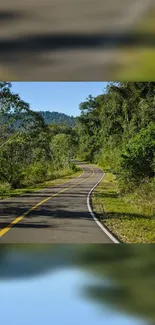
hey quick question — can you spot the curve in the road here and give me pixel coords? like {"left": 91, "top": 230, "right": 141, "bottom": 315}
{"left": 0, "top": 166, "right": 93, "bottom": 238}
{"left": 0, "top": 163, "right": 119, "bottom": 243}
{"left": 87, "top": 167, "right": 119, "bottom": 244}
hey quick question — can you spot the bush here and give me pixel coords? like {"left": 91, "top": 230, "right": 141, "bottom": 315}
{"left": 0, "top": 182, "right": 11, "bottom": 195}
{"left": 77, "top": 150, "right": 92, "bottom": 162}
{"left": 119, "top": 123, "right": 155, "bottom": 192}
{"left": 123, "top": 177, "right": 155, "bottom": 216}
{"left": 70, "top": 162, "right": 79, "bottom": 172}
{"left": 22, "top": 162, "right": 48, "bottom": 186}
{"left": 120, "top": 123, "right": 155, "bottom": 182}
{"left": 97, "top": 148, "right": 121, "bottom": 173}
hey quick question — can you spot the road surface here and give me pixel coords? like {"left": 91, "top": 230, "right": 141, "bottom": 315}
{"left": 0, "top": 163, "right": 116, "bottom": 243}
{"left": 0, "top": 0, "right": 154, "bottom": 80}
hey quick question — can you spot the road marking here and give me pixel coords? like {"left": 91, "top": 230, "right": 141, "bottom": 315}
{"left": 87, "top": 167, "right": 120, "bottom": 244}
{"left": 0, "top": 167, "right": 94, "bottom": 238}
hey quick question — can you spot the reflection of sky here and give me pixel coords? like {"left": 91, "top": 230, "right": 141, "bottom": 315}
{"left": 0, "top": 268, "right": 144, "bottom": 325}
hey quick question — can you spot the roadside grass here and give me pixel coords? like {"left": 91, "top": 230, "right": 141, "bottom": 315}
{"left": 0, "top": 167, "right": 82, "bottom": 200}
{"left": 116, "top": 8, "right": 155, "bottom": 80}
{"left": 91, "top": 172, "right": 155, "bottom": 243}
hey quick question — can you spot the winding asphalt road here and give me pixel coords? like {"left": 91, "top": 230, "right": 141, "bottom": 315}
{"left": 0, "top": 163, "right": 115, "bottom": 243}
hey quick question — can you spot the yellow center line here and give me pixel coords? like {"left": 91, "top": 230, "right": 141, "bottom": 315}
{"left": 0, "top": 167, "right": 95, "bottom": 238}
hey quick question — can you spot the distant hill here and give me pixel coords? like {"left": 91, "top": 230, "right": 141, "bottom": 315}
{"left": 38, "top": 111, "right": 76, "bottom": 127}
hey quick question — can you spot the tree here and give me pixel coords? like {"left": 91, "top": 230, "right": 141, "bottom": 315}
{"left": 76, "top": 82, "right": 155, "bottom": 188}
{"left": 0, "top": 81, "right": 45, "bottom": 144}
{"left": 0, "top": 82, "right": 50, "bottom": 188}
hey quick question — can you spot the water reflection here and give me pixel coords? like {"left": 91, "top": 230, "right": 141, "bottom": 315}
{"left": 0, "top": 245, "right": 154, "bottom": 325}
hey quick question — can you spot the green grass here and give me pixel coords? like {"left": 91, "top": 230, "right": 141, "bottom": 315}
{"left": 91, "top": 173, "right": 155, "bottom": 243}
{"left": 0, "top": 167, "right": 82, "bottom": 200}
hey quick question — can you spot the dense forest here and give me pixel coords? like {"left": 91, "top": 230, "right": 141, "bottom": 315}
{"left": 77, "top": 82, "right": 155, "bottom": 190}
{"left": 39, "top": 111, "right": 76, "bottom": 127}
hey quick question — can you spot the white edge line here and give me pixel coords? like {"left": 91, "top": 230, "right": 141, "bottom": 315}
{"left": 87, "top": 168, "right": 120, "bottom": 244}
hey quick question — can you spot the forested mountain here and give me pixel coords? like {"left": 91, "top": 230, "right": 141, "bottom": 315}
{"left": 0, "top": 111, "right": 76, "bottom": 132}
{"left": 38, "top": 111, "right": 76, "bottom": 127}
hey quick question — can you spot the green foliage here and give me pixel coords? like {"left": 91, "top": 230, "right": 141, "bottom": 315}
{"left": 0, "top": 82, "right": 79, "bottom": 190}
{"left": 77, "top": 82, "right": 155, "bottom": 192}
{"left": 77, "top": 94, "right": 103, "bottom": 162}
{"left": 97, "top": 148, "right": 121, "bottom": 173}
{"left": 70, "top": 162, "right": 80, "bottom": 173}
{"left": 1, "top": 81, "right": 155, "bottom": 194}
{"left": 76, "top": 82, "right": 155, "bottom": 245}
{"left": 0, "top": 182, "right": 11, "bottom": 196}
{"left": 0, "top": 136, "right": 29, "bottom": 188}
{"left": 23, "top": 162, "right": 48, "bottom": 186}
{"left": 120, "top": 123, "right": 155, "bottom": 188}
{"left": 51, "top": 133, "right": 72, "bottom": 169}
{"left": 0, "top": 126, "right": 78, "bottom": 188}
{"left": 0, "top": 82, "right": 45, "bottom": 143}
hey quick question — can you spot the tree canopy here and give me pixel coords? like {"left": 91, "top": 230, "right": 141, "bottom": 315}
{"left": 76, "top": 82, "right": 155, "bottom": 189}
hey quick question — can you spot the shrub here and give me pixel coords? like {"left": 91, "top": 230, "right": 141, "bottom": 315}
{"left": 22, "top": 162, "right": 48, "bottom": 186}
{"left": 97, "top": 147, "right": 121, "bottom": 173}
{"left": 119, "top": 123, "right": 155, "bottom": 190}
{"left": 0, "top": 182, "right": 11, "bottom": 195}
{"left": 70, "top": 162, "right": 79, "bottom": 172}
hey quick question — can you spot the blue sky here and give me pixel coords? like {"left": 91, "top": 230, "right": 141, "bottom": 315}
{"left": 11, "top": 82, "right": 108, "bottom": 117}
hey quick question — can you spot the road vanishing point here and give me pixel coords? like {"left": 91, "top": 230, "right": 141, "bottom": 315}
{"left": 0, "top": 163, "right": 119, "bottom": 243}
